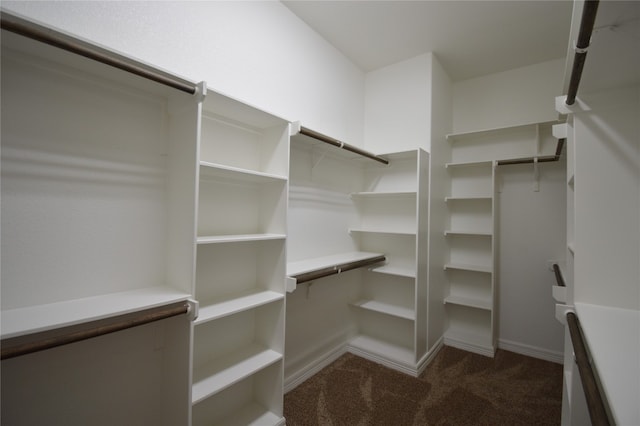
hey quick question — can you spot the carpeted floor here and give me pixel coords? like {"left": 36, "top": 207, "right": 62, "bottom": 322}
{"left": 284, "top": 346, "right": 563, "bottom": 425}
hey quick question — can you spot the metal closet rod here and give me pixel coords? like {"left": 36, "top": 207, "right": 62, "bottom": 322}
{"left": 566, "top": 0, "right": 600, "bottom": 105}
{"left": 0, "top": 11, "right": 197, "bottom": 95}
{"left": 496, "top": 138, "right": 566, "bottom": 166}
{"left": 1, "top": 301, "right": 191, "bottom": 360}
{"left": 299, "top": 127, "right": 390, "bottom": 165}
{"left": 566, "top": 312, "right": 611, "bottom": 425}
{"left": 552, "top": 263, "right": 566, "bottom": 287}
{"left": 292, "top": 255, "right": 387, "bottom": 284}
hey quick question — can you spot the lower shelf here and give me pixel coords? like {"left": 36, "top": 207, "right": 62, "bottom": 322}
{"left": 444, "top": 294, "right": 492, "bottom": 310}
{"left": 350, "top": 299, "right": 415, "bottom": 320}
{"left": 211, "top": 402, "right": 283, "bottom": 426}
{"left": 192, "top": 344, "right": 282, "bottom": 405}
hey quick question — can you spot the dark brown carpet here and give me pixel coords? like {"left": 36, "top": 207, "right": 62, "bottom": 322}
{"left": 284, "top": 346, "right": 563, "bottom": 425}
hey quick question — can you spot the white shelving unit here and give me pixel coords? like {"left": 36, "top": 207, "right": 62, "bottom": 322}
{"left": 191, "top": 92, "right": 289, "bottom": 426}
{"left": 1, "top": 27, "right": 199, "bottom": 425}
{"left": 347, "top": 149, "right": 431, "bottom": 375}
{"left": 443, "top": 121, "right": 557, "bottom": 357}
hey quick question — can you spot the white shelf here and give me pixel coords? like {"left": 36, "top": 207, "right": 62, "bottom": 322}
{"left": 212, "top": 402, "right": 283, "bottom": 426}
{"left": 197, "top": 234, "right": 286, "bottom": 244}
{"left": 444, "top": 263, "right": 493, "bottom": 274}
{"left": 446, "top": 121, "right": 553, "bottom": 142}
{"left": 195, "top": 290, "right": 284, "bottom": 326}
{"left": 567, "top": 243, "right": 575, "bottom": 255}
{"left": 444, "top": 294, "right": 492, "bottom": 311}
{"left": 349, "top": 228, "right": 416, "bottom": 236}
{"left": 574, "top": 303, "right": 640, "bottom": 426}
{"left": 1, "top": 286, "right": 191, "bottom": 339}
{"left": 192, "top": 344, "right": 282, "bottom": 405}
{"left": 348, "top": 334, "right": 414, "bottom": 367}
{"left": 445, "top": 160, "right": 494, "bottom": 169}
{"left": 287, "top": 251, "right": 385, "bottom": 277}
{"left": 369, "top": 264, "right": 416, "bottom": 278}
{"left": 350, "top": 299, "right": 415, "bottom": 321}
{"left": 445, "top": 196, "right": 492, "bottom": 202}
{"left": 444, "top": 230, "right": 492, "bottom": 237}
{"left": 200, "top": 161, "right": 287, "bottom": 184}
{"left": 351, "top": 191, "right": 416, "bottom": 199}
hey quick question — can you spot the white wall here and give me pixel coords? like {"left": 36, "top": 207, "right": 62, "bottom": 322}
{"left": 497, "top": 162, "right": 566, "bottom": 360}
{"left": 453, "top": 58, "right": 565, "bottom": 133}
{"left": 2, "top": 0, "right": 366, "bottom": 146}
{"left": 364, "top": 53, "right": 432, "bottom": 153}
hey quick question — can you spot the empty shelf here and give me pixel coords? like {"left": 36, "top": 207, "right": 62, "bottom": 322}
{"left": 197, "top": 234, "right": 286, "bottom": 244}
{"left": 444, "top": 294, "right": 492, "bottom": 310}
{"left": 350, "top": 299, "right": 415, "bottom": 320}
{"left": 192, "top": 344, "right": 282, "bottom": 405}
{"left": 195, "top": 290, "right": 284, "bottom": 325}
{"left": 287, "top": 252, "right": 386, "bottom": 287}
{"left": 444, "top": 263, "right": 493, "bottom": 273}
{"left": 1, "top": 286, "right": 191, "bottom": 340}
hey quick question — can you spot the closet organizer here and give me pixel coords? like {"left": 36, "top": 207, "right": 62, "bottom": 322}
{"left": 287, "top": 123, "right": 431, "bottom": 376}
{"left": 1, "top": 11, "right": 289, "bottom": 426}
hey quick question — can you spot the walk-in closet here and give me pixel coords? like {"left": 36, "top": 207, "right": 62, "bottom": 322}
{"left": 1, "top": 1, "right": 638, "bottom": 425}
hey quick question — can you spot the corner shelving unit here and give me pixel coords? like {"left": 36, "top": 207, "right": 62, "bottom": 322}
{"left": 347, "top": 149, "right": 430, "bottom": 375}
{"left": 191, "top": 91, "right": 289, "bottom": 426}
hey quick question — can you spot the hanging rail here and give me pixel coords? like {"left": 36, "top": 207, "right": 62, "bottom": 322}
{"left": 291, "top": 255, "right": 386, "bottom": 285}
{"left": 566, "top": 312, "right": 611, "bottom": 426}
{"left": 566, "top": 0, "right": 600, "bottom": 105}
{"left": 496, "top": 139, "right": 565, "bottom": 166}
{"left": 552, "top": 263, "right": 566, "bottom": 287}
{"left": 1, "top": 301, "right": 191, "bottom": 360}
{"left": 0, "top": 11, "right": 197, "bottom": 95}
{"left": 298, "top": 126, "right": 389, "bottom": 165}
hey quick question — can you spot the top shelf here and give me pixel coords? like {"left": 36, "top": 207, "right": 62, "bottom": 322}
{"left": 1, "top": 286, "right": 191, "bottom": 340}
{"left": 446, "top": 121, "right": 558, "bottom": 142}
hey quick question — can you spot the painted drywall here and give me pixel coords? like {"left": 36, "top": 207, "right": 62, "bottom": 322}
{"left": 452, "top": 58, "right": 565, "bottom": 133}
{"left": 497, "top": 161, "right": 566, "bottom": 360}
{"left": 364, "top": 53, "right": 432, "bottom": 153}
{"left": 2, "top": 1, "right": 366, "bottom": 146}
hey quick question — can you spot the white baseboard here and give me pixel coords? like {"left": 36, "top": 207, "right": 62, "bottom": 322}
{"left": 498, "top": 338, "right": 564, "bottom": 364}
{"left": 284, "top": 342, "right": 348, "bottom": 393}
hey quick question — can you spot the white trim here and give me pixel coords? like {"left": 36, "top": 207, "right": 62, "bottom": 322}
{"left": 284, "top": 341, "right": 348, "bottom": 393}
{"left": 498, "top": 338, "right": 564, "bottom": 364}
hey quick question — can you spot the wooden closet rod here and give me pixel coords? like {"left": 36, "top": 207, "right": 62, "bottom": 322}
{"left": 552, "top": 263, "right": 566, "bottom": 287}
{"left": 292, "top": 255, "right": 386, "bottom": 284}
{"left": 299, "top": 127, "right": 389, "bottom": 165}
{"left": 566, "top": 312, "right": 611, "bottom": 426}
{"left": 0, "top": 11, "right": 197, "bottom": 95}
{"left": 496, "top": 139, "right": 566, "bottom": 166}
{"left": 566, "top": 0, "right": 600, "bottom": 105}
{"left": 1, "top": 301, "right": 191, "bottom": 360}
